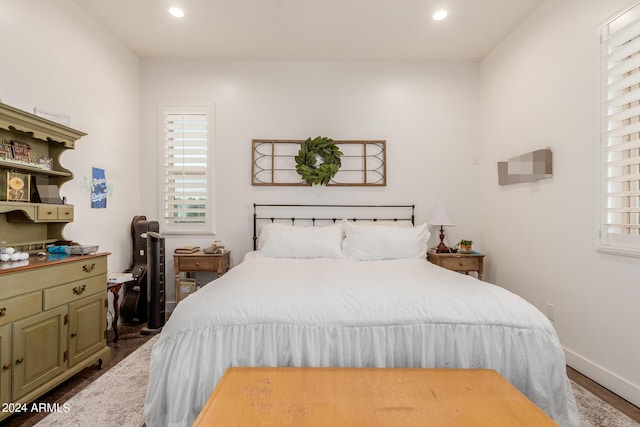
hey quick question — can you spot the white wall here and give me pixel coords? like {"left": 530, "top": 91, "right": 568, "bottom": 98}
{"left": 479, "top": 0, "right": 640, "bottom": 406}
{"left": 0, "top": 0, "right": 141, "bottom": 273}
{"left": 141, "top": 60, "right": 481, "bottom": 305}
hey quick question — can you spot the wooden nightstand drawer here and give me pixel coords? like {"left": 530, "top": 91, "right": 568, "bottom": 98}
{"left": 179, "top": 257, "right": 218, "bottom": 271}
{"left": 440, "top": 256, "right": 480, "bottom": 271}
{"left": 427, "top": 251, "right": 485, "bottom": 280}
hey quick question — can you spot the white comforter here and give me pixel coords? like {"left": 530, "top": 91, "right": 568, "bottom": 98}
{"left": 145, "top": 253, "right": 578, "bottom": 426}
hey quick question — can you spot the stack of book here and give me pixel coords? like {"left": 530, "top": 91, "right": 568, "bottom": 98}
{"left": 174, "top": 246, "right": 200, "bottom": 254}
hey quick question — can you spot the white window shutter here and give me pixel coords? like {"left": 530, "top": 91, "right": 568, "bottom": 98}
{"left": 161, "top": 106, "right": 214, "bottom": 234}
{"left": 600, "top": 2, "right": 640, "bottom": 256}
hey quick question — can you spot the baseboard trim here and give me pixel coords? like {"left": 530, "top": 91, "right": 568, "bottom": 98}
{"left": 565, "top": 348, "right": 640, "bottom": 408}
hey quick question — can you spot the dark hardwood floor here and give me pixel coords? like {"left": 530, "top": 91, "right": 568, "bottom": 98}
{"left": 567, "top": 366, "right": 640, "bottom": 423}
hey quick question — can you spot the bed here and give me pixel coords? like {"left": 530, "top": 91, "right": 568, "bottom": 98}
{"left": 144, "top": 204, "right": 578, "bottom": 427}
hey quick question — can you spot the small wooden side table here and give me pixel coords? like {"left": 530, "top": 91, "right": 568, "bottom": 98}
{"left": 173, "top": 250, "right": 231, "bottom": 304}
{"left": 106, "top": 282, "right": 122, "bottom": 343}
{"left": 427, "top": 250, "right": 485, "bottom": 280}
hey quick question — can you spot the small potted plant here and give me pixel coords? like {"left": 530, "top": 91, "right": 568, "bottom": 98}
{"left": 459, "top": 240, "right": 473, "bottom": 254}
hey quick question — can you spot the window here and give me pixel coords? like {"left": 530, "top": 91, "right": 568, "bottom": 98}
{"left": 160, "top": 105, "right": 214, "bottom": 234}
{"left": 599, "top": 2, "right": 640, "bottom": 256}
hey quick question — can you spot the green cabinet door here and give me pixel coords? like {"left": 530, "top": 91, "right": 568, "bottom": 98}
{"left": 12, "top": 306, "right": 67, "bottom": 400}
{"left": 68, "top": 293, "right": 106, "bottom": 367}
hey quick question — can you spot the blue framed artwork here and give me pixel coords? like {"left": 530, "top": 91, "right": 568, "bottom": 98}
{"left": 91, "top": 167, "right": 107, "bottom": 209}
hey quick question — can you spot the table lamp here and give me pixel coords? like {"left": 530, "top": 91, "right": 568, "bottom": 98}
{"left": 428, "top": 206, "right": 455, "bottom": 253}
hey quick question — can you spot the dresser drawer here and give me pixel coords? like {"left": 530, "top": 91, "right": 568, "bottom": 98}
{"left": 57, "top": 205, "right": 74, "bottom": 221}
{"left": 0, "top": 255, "right": 107, "bottom": 300}
{"left": 27, "top": 256, "right": 105, "bottom": 286}
{"left": 43, "top": 275, "right": 105, "bottom": 310}
{"left": 178, "top": 257, "right": 217, "bottom": 271}
{"left": 37, "top": 205, "right": 58, "bottom": 220}
{"left": 440, "top": 256, "right": 481, "bottom": 271}
{"left": 0, "top": 292, "right": 42, "bottom": 326}
{"left": 36, "top": 205, "right": 74, "bottom": 221}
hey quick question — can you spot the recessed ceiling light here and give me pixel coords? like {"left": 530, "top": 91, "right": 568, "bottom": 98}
{"left": 168, "top": 7, "right": 185, "bottom": 18}
{"left": 433, "top": 10, "right": 448, "bottom": 21}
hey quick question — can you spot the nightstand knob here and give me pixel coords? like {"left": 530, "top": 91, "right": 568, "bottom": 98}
{"left": 195, "top": 262, "right": 200, "bottom": 266}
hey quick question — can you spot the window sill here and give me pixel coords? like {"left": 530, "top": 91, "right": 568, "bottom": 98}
{"left": 596, "top": 245, "right": 640, "bottom": 258}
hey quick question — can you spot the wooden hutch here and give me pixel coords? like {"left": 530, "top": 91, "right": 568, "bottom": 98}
{"left": 0, "top": 103, "right": 110, "bottom": 421}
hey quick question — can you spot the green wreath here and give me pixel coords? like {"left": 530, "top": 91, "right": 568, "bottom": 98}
{"left": 295, "top": 136, "right": 343, "bottom": 185}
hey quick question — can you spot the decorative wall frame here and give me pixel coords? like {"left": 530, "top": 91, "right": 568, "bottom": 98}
{"left": 497, "top": 148, "right": 552, "bottom": 185}
{"left": 252, "top": 139, "right": 386, "bottom": 186}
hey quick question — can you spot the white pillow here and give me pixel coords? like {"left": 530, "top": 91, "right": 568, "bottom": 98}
{"left": 343, "top": 222, "right": 429, "bottom": 261}
{"left": 260, "top": 222, "right": 344, "bottom": 258}
{"left": 348, "top": 220, "right": 412, "bottom": 228}
{"left": 256, "top": 223, "right": 275, "bottom": 250}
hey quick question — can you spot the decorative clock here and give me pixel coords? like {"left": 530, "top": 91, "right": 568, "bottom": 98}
{"left": 6, "top": 170, "right": 30, "bottom": 202}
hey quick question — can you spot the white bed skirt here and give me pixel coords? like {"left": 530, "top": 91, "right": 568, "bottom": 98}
{"left": 145, "top": 254, "right": 578, "bottom": 426}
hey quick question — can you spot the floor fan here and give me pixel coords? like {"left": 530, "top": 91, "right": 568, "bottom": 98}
{"left": 141, "top": 231, "right": 166, "bottom": 335}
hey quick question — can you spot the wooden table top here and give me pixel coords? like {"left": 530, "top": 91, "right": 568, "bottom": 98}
{"left": 193, "top": 367, "right": 557, "bottom": 426}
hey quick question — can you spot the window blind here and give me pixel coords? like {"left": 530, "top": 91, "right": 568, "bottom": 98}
{"left": 162, "top": 110, "right": 210, "bottom": 233}
{"left": 600, "top": 2, "right": 640, "bottom": 254}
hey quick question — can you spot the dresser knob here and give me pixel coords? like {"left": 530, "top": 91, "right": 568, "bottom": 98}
{"left": 83, "top": 263, "right": 96, "bottom": 273}
{"left": 0, "top": 307, "right": 6, "bottom": 317}
{"left": 2, "top": 364, "right": 10, "bottom": 371}
{"left": 73, "top": 284, "right": 87, "bottom": 295}
{"left": 70, "top": 332, "right": 77, "bottom": 338}
{"left": 15, "top": 358, "right": 23, "bottom": 365}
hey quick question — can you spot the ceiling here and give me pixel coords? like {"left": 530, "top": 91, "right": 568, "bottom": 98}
{"left": 72, "top": 0, "right": 544, "bottom": 62}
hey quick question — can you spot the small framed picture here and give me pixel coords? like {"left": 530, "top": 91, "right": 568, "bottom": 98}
{"left": 10, "top": 141, "right": 31, "bottom": 163}
{"left": 6, "top": 170, "right": 31, "bottom": 202}
{"left": 38, "top": 157, "right": 53, "bottom": 170}
{"left": 0, "top": 137, "right": 12, "bottom": 161}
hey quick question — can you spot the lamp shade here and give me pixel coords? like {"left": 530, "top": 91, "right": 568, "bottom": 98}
{"left": 428, "top": 206, "right": 454, "bottom": 227}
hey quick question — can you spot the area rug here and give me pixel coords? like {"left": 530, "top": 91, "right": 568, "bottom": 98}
{"left": 571, "top": 380, "right": 639, "bottom": 427}
{"left": 35, "top": 337, "right": 638, "bottom": 427}
{"left": 35, "top": 334, "right": 159, "bottom": 427}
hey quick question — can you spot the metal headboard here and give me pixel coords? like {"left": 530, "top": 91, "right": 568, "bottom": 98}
{"left": 253, "top": 203, "right": 415, "bottom": 250}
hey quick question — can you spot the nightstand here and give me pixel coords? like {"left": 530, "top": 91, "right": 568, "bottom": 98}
{"left": 427, "top": 251, "right": 485, "bottom": 280}
{"left": 174, "top": 250, "right": 231, "bottom": 304}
